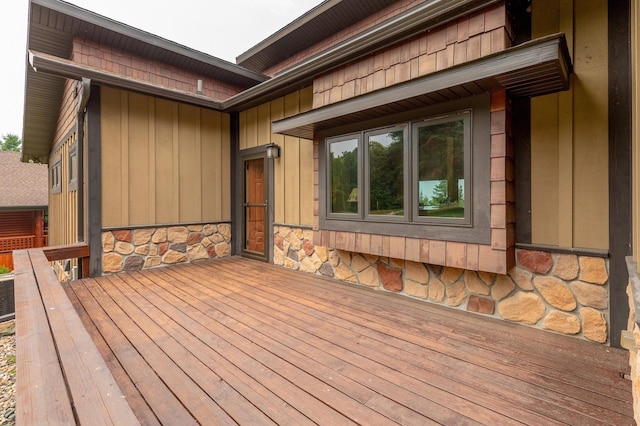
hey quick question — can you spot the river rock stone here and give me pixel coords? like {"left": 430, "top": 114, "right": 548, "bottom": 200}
{"left": 405, "top": 280, "right": 428, "bottom": 299}
{"left": 542, "top": 311, "right": 581, "bottom": 335}
{"left": 168, "top": 227, "right": 188, "bottom": 243}
{"left": 378, "top": 262, "right": 402, "bottom": 292}
{"left": 464, "top": 271, "right": 490, "bottom": 295}
{"left": 446, "top": 282, "right": 467, "bottom": 307}
{"left": 103, "top": 253, "right": 123, "bottom": 273}
{"left": 571, "top": 281, "right": 608, "bottom": 310}
{"left": 498, "top": 292, "right": 546, "bottom": 324}
{"left": 579, "top": 257, "right": 608, "bottom": 285}
{"left": 358, "top": 266, "right": 379, "bottom": 287}
{"left": 517, "top": 250, "right": 553, "bottom": 274}
{"left": 102, "top": 232, "right": 114, "bottom": 252}
{"left": 441, "top": 267, "right": 463, "bottom": 285}
{"left": 133, "top": 228, "right": 155, "bottom": 245}
{"left": 553, "top": 254, "right": 579, "bottom": 281}
{"left": 152, "top": 228, "right": 167, "bottom": 243}
{"left": 581, "top": 307, "right": 607, "bottom": 343}
{"left": 533, "top": 276, "right": 576, "bottom": 311}
{"left": 492, "top": 274, "right": 515, "bottom": 301}
{"left": 406, "top": 261, "right": 429, "bottom": 284}
{"left": 428, "top": 278, "right": 445, "bottom": 303}
{"left": 508, "top": 267, "right": 533, "bottom": 291}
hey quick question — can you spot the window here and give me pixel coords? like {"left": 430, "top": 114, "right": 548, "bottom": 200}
{"left": 329, "top": 136, "right": 359, "bottom": 215}
{"left": 68, "top": 142, "right": 78, "bottom": 191}
{"left": 413, "top": 111, "right": 471, "bottom": 224}
{"left": 326, "top": 112, "right": 469, "bottom": 225}
{"left": 319, "top": 94, "right": 490, "bottom": 244}
{"left": 51, "top": 155, "right": 62, "bottom": 194}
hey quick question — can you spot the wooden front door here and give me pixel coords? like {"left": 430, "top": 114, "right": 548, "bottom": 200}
{"left": 244, "top": 158, "right": 266, "bottom": 257}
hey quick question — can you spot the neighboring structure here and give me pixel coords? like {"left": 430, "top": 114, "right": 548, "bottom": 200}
{"left": 0, "top": 151, "right": 48, "bottom": 270}
{"left": 20, "top": 0, "right": 634, "bottom": 350}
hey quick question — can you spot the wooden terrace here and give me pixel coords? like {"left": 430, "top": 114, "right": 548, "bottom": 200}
{"left": 15, "top": 252, "right": 634, "bottom": 425}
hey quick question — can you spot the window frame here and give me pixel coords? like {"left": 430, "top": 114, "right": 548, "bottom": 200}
{"left": 51, "top": 155, "right": 62, "bottom": 194}
{"left": 318, "top": 94, "right": 491, "bottom": 245}
{"left": 364, "top": 125, "right": 409, "bottom": 223}
{"left": 68, "top": 141, "right": 78, "bottom": 191}
{"left": 326, "top": 132, "right": 362, "bottom": 220}
{"left": 411, "top": 110, "right": 472, "bottom": 226}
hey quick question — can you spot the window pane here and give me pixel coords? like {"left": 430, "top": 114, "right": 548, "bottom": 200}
{"left": 417, "top": 118, "right": 465, "bottom": 218}
{"left": 70, "top": 153, "right": 77, "bottom": 181}
{"left": 329, "top": 138, "right": 358, "bottom": 214}
{"left": 368, "top": 130, "right": 404, "bottom": 216}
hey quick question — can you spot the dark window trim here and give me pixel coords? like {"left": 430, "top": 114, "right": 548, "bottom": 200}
{"left": 411, "top": 110, "right": 472, "bottom": 226}
{"left": 326, "top": 132, "right": 362, "bottom": 220}
{"left": 51, "top": 155, "right": 62, "bottom": 194}
{"left": 364, "top": 125, "right": 409, "bottom": 223}
{"left": 319, "top": 93, "right": 491, "bottom": 244}
{"left": 68, "top": 140, "right": 78, "bottom": 191}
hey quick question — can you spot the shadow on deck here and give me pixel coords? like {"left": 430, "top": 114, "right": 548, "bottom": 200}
{"left": 16, "top": 253, "right": 634, "bottom": 425}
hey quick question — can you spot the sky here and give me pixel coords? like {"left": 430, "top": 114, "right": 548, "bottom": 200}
{"left": 0, "top": 0, "right": 325, "bottom": 138}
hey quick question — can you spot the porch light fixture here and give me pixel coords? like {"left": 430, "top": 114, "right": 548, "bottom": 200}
{"left": 266, "top": 142, "right": 280, "bottom": 159}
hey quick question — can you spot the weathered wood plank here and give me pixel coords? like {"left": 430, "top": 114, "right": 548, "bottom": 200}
{"left": 28, "top": 250, "right": 139, "bottom": 425}
{"left": 82, "top": 275, "right": 235, "bottom": 425}
{"left": 14, "top": 249, "right": 75, "bottom": 425}
{"left": 64, "top": 282, "right": 161, "bottom": 426}
{"left": 198, "top": 258, "right": 632, "bottom": 423}
{"left": 65, "top": 257, "right": 634, "bottom": 425}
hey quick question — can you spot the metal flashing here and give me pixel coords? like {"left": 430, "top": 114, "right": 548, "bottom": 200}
{"left": 271, "top": 34, "right": 572, "bottom": 140}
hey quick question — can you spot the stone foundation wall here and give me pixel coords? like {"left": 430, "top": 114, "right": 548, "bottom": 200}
{"left": 102, "top": 223, "right": 231, "bottom": 274}
{"left": 275, "top": 225, "right": 610, "bottom": 343}
{"left": 626, "top": 260, "right": 640, "bottom": 423}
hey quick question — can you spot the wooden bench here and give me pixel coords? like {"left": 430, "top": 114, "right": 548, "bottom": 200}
{"left": 14, "top": 248, "right": 139, "bottom": 425}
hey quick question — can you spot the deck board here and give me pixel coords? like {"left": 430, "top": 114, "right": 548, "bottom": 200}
{"left": 66, "top": 257, "right": 634, "bottom": 425}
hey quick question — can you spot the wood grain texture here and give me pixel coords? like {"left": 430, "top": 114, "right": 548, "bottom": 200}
{"left": 62, "top": 257, "right": 634, "bottom": 424}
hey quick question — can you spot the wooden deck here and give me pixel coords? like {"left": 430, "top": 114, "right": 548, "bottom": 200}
{"left": 64, "top": 256, "right": 633, "bottom": 425}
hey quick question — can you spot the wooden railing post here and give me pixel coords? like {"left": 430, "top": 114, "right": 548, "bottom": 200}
{"left": 34, "top": 210, "right": 44, "bottom": 248}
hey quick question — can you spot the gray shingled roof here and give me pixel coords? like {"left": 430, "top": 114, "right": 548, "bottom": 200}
{"left": 0, "top": 151, "right": 48, "bottom": 209}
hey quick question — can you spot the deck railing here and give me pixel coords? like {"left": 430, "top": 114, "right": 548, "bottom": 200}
{"left": 13, "top": 244, "right": 138, "bottom": 425}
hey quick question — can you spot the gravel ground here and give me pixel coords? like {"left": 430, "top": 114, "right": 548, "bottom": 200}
{"left": 0, "top": 321, "right": 15, "bottom": 426}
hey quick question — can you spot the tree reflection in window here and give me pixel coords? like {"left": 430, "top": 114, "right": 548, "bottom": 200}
{"left": 368, "top": 129, "right": 404, "bottom": 216}
{"left": 417, "top": 117, "right": 465, "bottom": 218}
{"left": 329, "top": 138, "right": 358, "bottom": 214}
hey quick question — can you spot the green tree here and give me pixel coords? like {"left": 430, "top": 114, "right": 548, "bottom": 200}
{"left": 0, "top": 133, "right": 21, "bottom": 151}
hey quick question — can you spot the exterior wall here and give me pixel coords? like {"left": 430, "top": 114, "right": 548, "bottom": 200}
{"left": 634, "top": 0, "right": 640, "bottom": 269}
{"left": 264, "top": 0, "right": 430, "bottom": 76}
{"left": 53, "top": 79, "right": 82, "bottom": 148}
{"left": 49, "top": 78, "right": 81, "bottom": 247}
{"left": 313, "top": 90, "right": 515, "bottom": 274}
{"left": 239, "top": 87, "right": 314, "bottom": 227}
{"left": 279, "top": 225, "right": 610, "bottom": 343}
{"left": 628, "top": 0, "right": 640, "bottom": 421}
{"left": 49, "top": 132, "right": 79, "bottom": 247}
{"left": 101, "top": 224, "right": 231, "bottom": 273}
{"left": 530, "top": 0, "right": 609, "bottom": 249}
{"left": 72, "top": 38, "right": 244, "bottom": 100}
{"left": 308, "top": 4, "right": 514, "bottom": 273}
{"left": 101, "top": 86, "right": 231, "bottom": 228}
{"left": 312, "top": 2, "right": 510, "bottom": 108}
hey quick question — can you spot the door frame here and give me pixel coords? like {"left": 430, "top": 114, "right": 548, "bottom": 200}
{"left": 237, "top": 146, "right": 274, "bottom": 263}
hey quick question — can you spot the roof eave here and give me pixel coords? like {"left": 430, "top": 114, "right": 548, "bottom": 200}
{"left": 31, "top": 0, "right": 268, "bottom": 84}
{"left": 223, "top": 0, "right": 502, "bottom": 111}
{"left": 271, "top": 33, "right": 573, "bottom": 140}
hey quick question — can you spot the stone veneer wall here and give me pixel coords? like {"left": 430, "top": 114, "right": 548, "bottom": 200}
{"left": 276, "top": 225, "right": 610, "bottom": 344}
{"left": 626, "top": 260, "right": 640, "bottom": 423}
{"left": 101, "top": 224, "right": 231, "bottom": 274}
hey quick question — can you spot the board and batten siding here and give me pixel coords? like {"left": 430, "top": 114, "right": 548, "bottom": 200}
{"left": 100, "top": 86, "right": 231, "bottom": 228}
{"left": 530, "top": 0, "right": 609, "bottom": 250}
{"left": 49, "top": 79, "right": 81, "bottom": 247}
{"left": 239, "top": 87, "right": 314, "bottom": 227}
{"left": 49, "top": 132, "right": 79, "bottom": 247}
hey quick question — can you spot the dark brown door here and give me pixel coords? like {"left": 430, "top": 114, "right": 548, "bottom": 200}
{"left": 244, "top": 158, "right": 266, "bottom": 256}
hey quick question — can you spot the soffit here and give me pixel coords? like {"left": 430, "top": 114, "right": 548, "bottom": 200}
{"left": 22, "top": 0, "right": 267, "bottom": 163}
{"left": 236, "top": 0, "right": 398, "bottom": 73}
{"left": 272, "top": 33, "right": 572, "bottom": 140}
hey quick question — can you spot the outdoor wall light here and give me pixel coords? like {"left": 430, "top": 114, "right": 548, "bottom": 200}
{"left": 266, "top": 142, "right": 281, "bottom": 159}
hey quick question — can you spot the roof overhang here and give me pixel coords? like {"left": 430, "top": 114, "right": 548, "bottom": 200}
{"left": 236, "top": 0, "right": 398, "bottom": 72}
{"left": 224, "top": 0, "right": 502, "bottom": 111}
{"left": 272, "top": 33, "right": 572, "bottom": 140}
{"left": 22, "top": 0, "right": 267, "bottom": 163}
{"left": 29, "top": 50, "right": 224, "bottom": 110}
